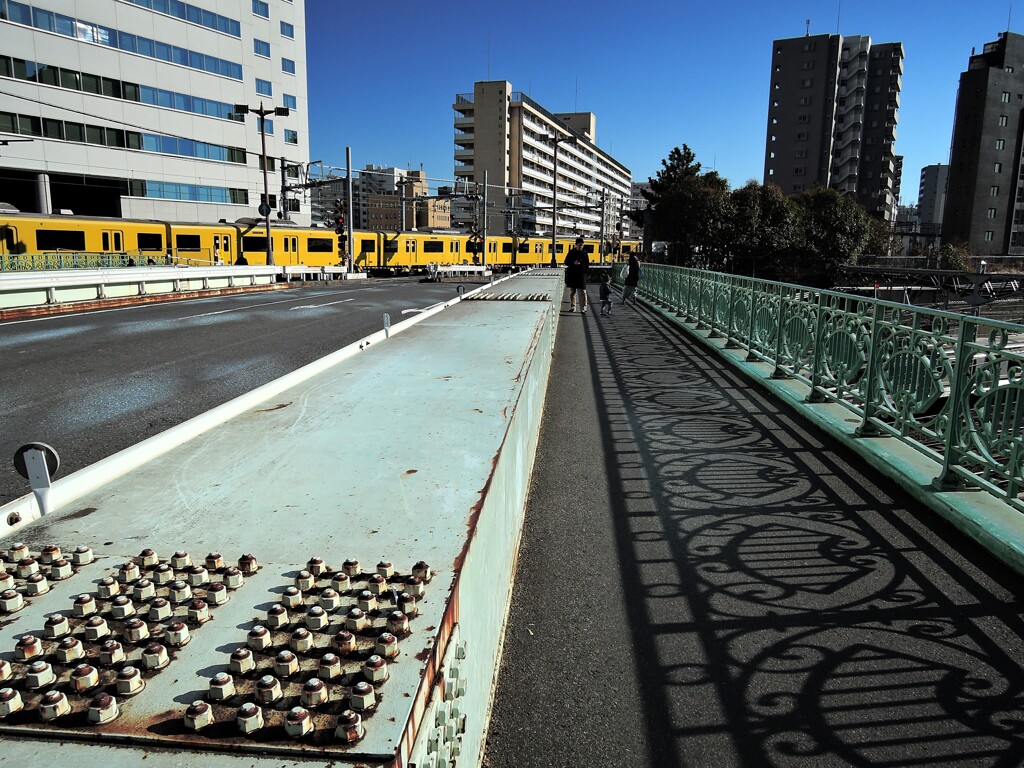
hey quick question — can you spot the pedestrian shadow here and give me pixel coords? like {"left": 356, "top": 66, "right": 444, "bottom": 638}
{"left": 584, "top": 306, "right": 1024, "bottom": 768}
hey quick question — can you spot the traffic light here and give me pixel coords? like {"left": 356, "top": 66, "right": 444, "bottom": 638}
{"left": 332, "top": 199, "right": 345, "bottom": 235}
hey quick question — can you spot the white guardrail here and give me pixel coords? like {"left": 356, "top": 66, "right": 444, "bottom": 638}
{"left": 0, "top": 265, "right": 363, "bottom": 311}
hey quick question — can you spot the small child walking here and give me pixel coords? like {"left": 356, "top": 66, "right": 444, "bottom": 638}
{"left": 599, "top": 273, "right": 613, "bottom": 316}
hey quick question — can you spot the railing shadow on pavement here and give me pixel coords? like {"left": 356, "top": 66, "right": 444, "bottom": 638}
{"left": 583, "top": 304, "right": 1024, "bottom": 767}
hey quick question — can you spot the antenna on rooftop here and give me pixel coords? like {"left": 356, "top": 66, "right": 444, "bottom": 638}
{"left": 836, "top": 0, "right": 841, "bottom": 34}
{"left": 806, "top": 18, "right": 811, "bottom": 36}
{"left": 1009, "top": 4, "right": 1013, "bottom": 31}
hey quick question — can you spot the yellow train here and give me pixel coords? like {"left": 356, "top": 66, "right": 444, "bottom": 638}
{"left": 0, "top": 213, "right": 640, "bottom": 274}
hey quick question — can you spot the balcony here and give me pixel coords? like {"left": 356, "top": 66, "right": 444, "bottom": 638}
{"left": 454, "top": 116, "right": 474, "bottom": 130}
{"left": 455, "top": 149, "right": 475, "bottom": 162}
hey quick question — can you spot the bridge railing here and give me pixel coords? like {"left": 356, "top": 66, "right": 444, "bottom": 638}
{"left": 633, "top": 263, "right": 1024, "bottom": 510}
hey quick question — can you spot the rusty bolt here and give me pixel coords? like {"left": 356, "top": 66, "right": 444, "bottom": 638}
{"left": 206, "top": 582, "right": 229, "bottom": 605}
{"left": 116, "top": 666, "right": 144, "bottom": 695}
{"left": 284, "top": 705, "right": 313, "bottom": 738}
{"left": 138, "top": 549, "right": 159, "bottom": 568}
{"left": 15, "top": 634, "right": 42, "bottom": 661}
{"left": 254, "top": 674, "right": 283, "bottom": 704}
{"left": 357, "top": 590, "right": 377, "bottom": 612}
{"left": 16, "top": 557, "right": 38, "bottom": 579}
{"left": 87, "top": 693, "right": 119, "bottom": 725}
{"left": 110, "top": 595, "right": 136, "bottom": 619}
{"left": 123, "top": 617, "right": 150, "bottom": 643}
{"left": 39, "top": 544, "right": 61, "bottom": 564}
{"left": 399, "top": 592, "right": 419, "bottom": 617}
{"left": 118, "top": 561, "right": 140, "bottom": 583}
{"left": 273, "top": 650, "right": 299, "bottom": 678}
{"left": 186, "top": 565, "right": 209, "bottom": 587}
{"left": 266, "top": 604, "right": 289, "bottom": 628}
{"left": 318, "top": 653, "right": 342, "bottom": 680}
{"left": 300, "top": 677, "right": 328, "bottom": 708}
{"left": 318, "top": 588, "right": 341, "bottom": 611}
{"left": 8, "top": 543, "right": 29, "bottom": 561}
{"left": 305, "top": 605, "right": 329, "bottom": 630}
{"left": 188, "top": 599, "right": 210, "bottom": 624}
{"left": 342, "top": 558, "right": 360, "bottom": 578}
{"left": 38, "top": 690, "right": 71, "bottom": 721}
{"left": 290, "top": 627, "right": 313, "bottom": 653}
{"left": 413, "top": 560, "right": 432, "bottom": 582}
{"left": 166, "top": 621, "right": 191, "bottom": 647}
{"left": 44, "top": 613, "right": 71, "bottom": 639}
{"left": 349, "top": 681, "right": 376, "bottom": 711}
{"left": 222, "top": 566, "right": 244, "bottom": 589}
{"left": 99, "top": 639, "right": 126, "bottom": 666}
{"left": 375, "top": 632, "right": 400, "bottom": 659}
{"left": 0, "top": 688, "right": 24, "bottom": 718}
{"left": 376, "top": 560, "right": 395, "bottom": 579}
{"left": 229, "top": 647, "right": 255, "bottom": 674}
{"left": 71, "top": 664, "right": 100, "bottom": 693}
{"left": 366, "top": 574, "right": 387, "bottom": 595}
{"left": 24, "top": 572, "right": 49, "bottom": 595}
{"left": 73, "top": 593, "right": 98, "bottom": 617}
{"left": 0, "top": 571, "right": 12, "bottom": 591}
{"left": 281, "top": 586, "right": 304, "bottom": 609}
{"left": 54, "top": 637, "right": 85, "bottom": 664}
{"left": 236, "top": 701, "right": 264, "bottom": 734}
{"left": 0, "top": 660, "right": 10, "bottom": 683}
{"left": 388, "top": 610, "right": 410, "bottom": 635}
{"left": 49, "top": 558, "right": 73, "bottom": 581}
{"left": 26, "top": 660, "right": 56, "bottom": 689}
{"left": 71, "top": 545, "right": 94, "bottom": 565}
{"left": 306, "top": 556, "right": 327, "bottom": 576}
{"left": 133, "top": 579, "right": 156, "bottom": 602}
{"left": 151, "top": 563, "right": 174, "bottom": 584}
{"left": 184, "top": 700, "right": 214, "bottom": 731}
{"left": 362, "top": 654, "right": 388, "bottom": 683}
{"left": 335, "top": 709, "right": 364, "bottom": 743}
{"left": 0, "top": 589, "right": 24, "bottom": 613}
{"left": 237, "top": 554, "right": 258, "bottom": 574}
{"left": 294, "top": 570, "right": 315, "bottom": 591}
{"left": 169, "top": 580, "right": 192, "bottom": 604}
{"left": 142, "top": 642, "right": 170, "bottom": 670}
{"left": 247, "top": 625, "right": 271, "bottom": 651}
{"left": 208, "top": 672, "right": 235, "bottom": 700}
{"left": 171, "top": 551, "right": 192, "bottom": 569}
{"left": 148, "top": 597, "right": 172, "bottom": 622}
{"left": 404, "top": 575, "right": 425, "bottom": 597}
{"left": 331, "top": 572, "right": 351, "bottom": 592}
{"left": 97, "top": 576, "right": 121, "bottom": 599}
{"left": 84, "top": 616, "right": 110, "bottom": 641}
{"left": 345, "top": 607, "right": 369, "bottom": 632}
{"left": 204, "top": 552, "right": 224, "bottom": 570}
{"left": 334, "top": 630, "right": 356, "bottom": 654}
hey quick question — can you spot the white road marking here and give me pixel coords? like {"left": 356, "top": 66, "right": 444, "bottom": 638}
{"left": 176, "top": 296, "right": 315, "bottom": 319}
{"left": 289, "top": 299, "right": 354, "bottom": 311}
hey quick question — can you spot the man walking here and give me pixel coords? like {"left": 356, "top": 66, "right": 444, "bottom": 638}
{"left": 564, "top": 236, "right": 589, "bottom": 313}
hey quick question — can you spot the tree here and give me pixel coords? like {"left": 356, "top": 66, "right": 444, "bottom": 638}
{"left": 790, "top": 186, "right": 870, "bottom": 286}
{"left": 938, "top": 242, "right": 972, "bottom": 271}
{"left": 727, "top": 181, "right": 797, "bottom": 279}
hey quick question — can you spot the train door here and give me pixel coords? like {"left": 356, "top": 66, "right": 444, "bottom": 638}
{"left": 101, "top": 229, "right": 124, "bottom": 254}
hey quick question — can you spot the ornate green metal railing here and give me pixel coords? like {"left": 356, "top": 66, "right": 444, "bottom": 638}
{"left": 0, "top": 253, "right": 135, "bottom": 271}
{"left": 630, "top": 263, "right": 1024, "bottom": 511}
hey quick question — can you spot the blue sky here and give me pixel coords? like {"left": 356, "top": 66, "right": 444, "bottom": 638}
{"left": 306, "top": 0, "right": 1018, "bottom": 204}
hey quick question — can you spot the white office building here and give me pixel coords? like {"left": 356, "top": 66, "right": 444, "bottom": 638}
{"left": 0, "top": 0, "right": 310, "bottom": 224}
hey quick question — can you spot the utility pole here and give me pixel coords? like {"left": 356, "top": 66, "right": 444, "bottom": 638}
{"left": 599, "top": 188, "right": 607, "bottom": 265}
{"left": 482, "top": 170, "right": 488, "bottom": 267}
{"left": 233, "top": 101, "right": 289, "bottom": 266}
{"left": 346, "top": 146, "right": 354, "bottom": 272}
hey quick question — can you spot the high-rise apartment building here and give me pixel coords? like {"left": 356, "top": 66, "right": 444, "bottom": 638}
{"left": 764, "top": 33, "right": 904, "bottom": 220}
{"left": 944, "top": 32, "right": 1024, "bottom": 255}
{"left": 918, "top": 164, "right": 948, "bottom": 230}
{"left": 0, "top": 0, "right": 310, "bottom": 224}
{"left": 452, "top": 81, "right": 631, "bottom": 243}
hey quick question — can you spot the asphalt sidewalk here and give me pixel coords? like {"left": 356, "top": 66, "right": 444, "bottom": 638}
{"left": 483, "top": 286, "right": 1024, "bottom": 767}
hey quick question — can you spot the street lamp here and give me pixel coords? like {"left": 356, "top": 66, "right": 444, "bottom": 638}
{"left": 234, "top": 102, "right": 290, "bottom": 266}
{"left": 548, "top": 133, "right": 577, "bottom": 267}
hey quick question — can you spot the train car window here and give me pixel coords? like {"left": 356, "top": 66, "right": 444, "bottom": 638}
{"left": 243, "top": 236, "right": 267, "bottom": 252}
{"left": 489, "top": 242, "right": 497, "bottom": 253}
{"left": 423, "top": 241, "right": 444, "bottom": 254}
{"left": 519, "top": 243, "right": 529, "bottom": 253}
{"left": 360, "top": 240, "right": 376, "bottom": 253}
{"left": 138, "top": 233, "right": 163, "bottom": 251}
{"left": 535, "top": 244, "right": 543, "bottom": 253}
{"left": 584, "top": 244, "right": 595, "bottom": 253}
{"left": 308, "top": 238, "right": 333, "bottom": 253}
{"left": 291, "top": 237, "right": 297, "bottom": 253}
{"left": 383, "top": 239, "right": 398, "bottom": 253}
{"left": 222, "top": 237, "right": 231, "bottom": 253}
{"left": 548, "top": 243, "right": 565, "bottom": 253}
{"left": 502, "top": 243, "right": 514, "bottom": 253}
{"left": 175, "top": 234, "right": 201, "bottom": 250}
{"left": 453, "top": 241, "right": 460, "bottom": 254}
{"left": 114, "top": 232, "right": 122, "bottom": 251}
{"left": 37, "top": 229, "right": 85, "bottom": 251}
{"left": 283, "top": 238, "right": 289, "bottom": 253}
{"left": 102, "top": 232, "right": 109, "bottom": 251}
{"left": 405, "top": 241, "right": 417, "bottom": 252}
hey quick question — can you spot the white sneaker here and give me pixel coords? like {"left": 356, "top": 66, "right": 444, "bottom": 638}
{"left": 581, "top": 306, "right": 587, "bottom": 313}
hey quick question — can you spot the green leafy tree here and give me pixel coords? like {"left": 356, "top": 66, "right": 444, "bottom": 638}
{"left": 938, "top": 242, "right": 972, "bottom": 271}
{"left": 727, "top": 181, "right": 797, "bottom": 279}
{"left": 790, "top": 186, "right": 869, "bottom": 286}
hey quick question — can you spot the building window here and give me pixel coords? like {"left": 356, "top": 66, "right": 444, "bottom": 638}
{"left": 255, "top": 78, "right": 272, "bottom": 96}
{"left": 995, "top": 162, "right": 1003, "bottom": 173}
{"left": 284, "top": 128, "right": 297, "bottom": 144}
{"left": 282, "top": 58, "right": 295, "bottom": 74}
{"left": 257, "top": 117, "right": 273, "bottom": 135}
{"left": 280, "top": 21, "right": 294, "bottom": 38}
{"left": 252, "top": 0, "right": 269, "bottom": 17}
{"left": 985, "top": 231, "right": 994, "bottom": 241}
{"left": 282, "top": 93, "right": 297, "bottom": 109}
{"left": 796, "top": 113, "right": 809, "bottom": 123}
{"left": 122, "top": 0, "right": 241, "bottom": 37}
{"left": 1000, "top": 115, "right": 1009, "bottom": 126}
{"left": 795, "top": 149, "right": 807, "bottom": 158}
{"left": 997, "top": 139, "right": 1006, "bottom": 149}
{"left": 796, "top": 132, "right": 808, "bottom": 141}
{"left": 988, "top": 208, "right": 997, "bottom": 219}
{"left": 798, "top": 96, "right": 811, "bottom": 105}
{"left": 254, "top": 39, "right": 270, "bottom": 57}
{"left": 794, "top": 167, "right": 805, "bottom": 176}
{"left": 1003, "top": 91, "right": 1011, "bottom": 103}
{"left": 801, "top": 61, "right": 814, "bottom": 70}
{"left": 991, "top": 186, "right": 1000, "bottom": 196}
{"left": 800, "top": 79, "right": 813, "bottom": 87}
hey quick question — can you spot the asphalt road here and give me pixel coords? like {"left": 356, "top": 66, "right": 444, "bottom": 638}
{"left": 0, "top": 278, "right": 468, "bottom": 507}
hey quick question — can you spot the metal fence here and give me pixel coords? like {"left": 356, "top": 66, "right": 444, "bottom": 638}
{"left": 631, "top": 263, "right": 1024, "bottom": 511}
{"left": 0, "top": 252, "right": 143, "bottom": 271}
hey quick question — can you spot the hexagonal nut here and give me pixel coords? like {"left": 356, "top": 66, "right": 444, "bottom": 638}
{"left": 24, "top": 573, "right": 49, "bottom": 596}
{"left": 0, "top": 688, "right": 24, "bottom": 718}
{"left": 8, "top": 543, "right": 29, "bottom": 561}
{"left": 254, "top": 675, "right": 282, "bottom": 705}
{"left": 375, "top": 632, "right": 400, "bottom": 659}
{"left": 289, "top": 627, "right": 313, "bottom": 653}
{"left": 0, "top": 572, "right": 13, "bottom": 591}
{"left": 170, "top": 551, "right": 192, "bottom": 569}
{"left": 333, "top": 630, "right": 357, "bottom": 654}
{"left": 229, "top": 647, "right": 256, "bottom": 674}
{"left": 71, "top": 546, "right": 94, "bottom": 565}
{"left": 348, "top": 681, "right": 377, "bottom": 711}
{"left": 266, "top": 604, "right": 289, "bottom": 628}
{"left": 15, "top": 634, "right": 42, "bottom": 661}
{"left": 116, "top": 666, "right": 145, "bottom": 695}
{"left": 206, "top": 582, "right": 229, "bottom": 605}
{"left": 71, "top": 664, "right": 101, "bottom": 693}
{"left": 362, "top": 654, "right": 388, "bottom": 683}
{"left": 38, "top": 544, "right": 61, "bottom": 565}
{"left": 99, "top": 639, "right": 126, "bottom": 666}
{"left": 118, "top": 561, "right": 141, "bottom": 583}
{"left": 305, "top": 605, "right": 329, "bottom": 630}
{"left": 284, "top": 706, "right": 313, "bottom": 738}
{"left": 152, "top": 564, "right": 174, "bottom": 584}
{"left": 44, "top": 614, "right": 71, "bottom": 639}
{"left": 38, "top": 690, "right": 71, "bottom": 721}
{"left": 404, "top": 575, "right": 425, "bottom": 597}
{"left": 166, "top": 622, "right": 191, "bottom": 648}
{"left": 331, "top": 572, "right": 351, "bottom": 592}
{"left": 204, "top": 552, "right": 225, "bottom": 570}
{"left": 0, "top": 590, "right": 24, "bottom": 613}
{"left": 110, "top": 596, "right": 136, "bottom": 619}
{"left": 97, "top": 576, "right": 120, "bottom": 598}
{"left": 186, "top": 565, "right": 209, "bottom": 587}
{"left": 0, "top": 660, "right": 11, "bottom": 683}
{"left": 398, "top": 592, "right": 420, "bottom": 617}
{"left": 169, "top": 581, "right": 193, "bottom": 604}
{"left": 208, "top": 672, "right": 235, "bottom": 700}
{"left": 142, "top": 642, "right": 170, "bottom": 670}
{"left": 148, "top": 598, "right": 173, "bottom": 622}
{"left": 48, "top": 559, "right": 73, "bottom": 581}
{"left": 318, "top": 653, "right": 342, "bottom": 680}
{"left": 87, "top": 693, "right": 119, "bottom": 725}
{"left": 137, "top": 548, "right": 159, "bottom": 567}
{"left": 376, "top": 560, "right": 395, "bottom": 579}
{"left": 222, "top": 567, "right": 244, "bottom": 589}
{"left": 123, "top": 617, "right": 150, "bottom": 643}
{"left": 84, "top": 616, "right": 110, "bottom": 641}
{"left": 16, "top": 557, "right": 39, "bottom": 578}
{"left": 237, "top": 554, "right": 259, "bottom": 575}
{"left": 357, "top": 590, "right": 377, "bottom": 612}
{"left": 413, "top": 561, "right": 432, "bottom": 582}
{"left": 187, "top": 600, "right": 210, "bottom": 624}
{"left": 366, "top": 574, "right": 387, "bottom": 595}
{"left": 236, "top": 702, "right": 264, "bottom": 734}
{"left": 132, "top": 579, "right": 156, "bottom": 601}
{"left": 73, "top": 593, "right": 98, "bottom": 617}
{"left": 335, "top": 709, "right": 364, "bottom": 742}
{"left": 318, "top": 589, "right": 341, "bottom": 611}
{"left": 306, "top": 556, "right": 327, "bottom": 576}
{"left": 281, "top": 586, "right": 304, "bottom": 609}
{"left": 54, "top": 637, "right": 85, "bottom": 664}
{"left": 300, "top": 677, "right": 328, "bottom": 708}
{"left": 184, "top": 700, "right": 214, "bottom": 731}
{"left": 388, "top": 610, "right": 410, "bottom": 634}
{"left": 342, "top": 559, "right": 360, "bottom": 578}
{"left": 273, "top": 651, "right": 299, "bottom": 678}
{"left": 294, "top": 570, "right": 315, "bottom": 592}
{"left": 345, "top": 608, "right": 369, "bottom": 632}
{"left": 247, "top": 625, "right": 272, "bottom": 651}
{"left": 26, "top": 661, "right": 56, "bottom": 690}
